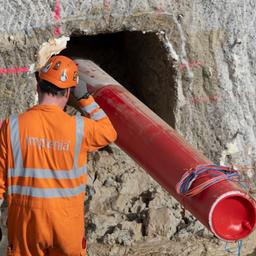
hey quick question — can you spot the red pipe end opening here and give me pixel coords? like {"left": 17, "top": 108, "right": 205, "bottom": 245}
{"left": 210, "top": 192, "right": 256, "bottom": 241}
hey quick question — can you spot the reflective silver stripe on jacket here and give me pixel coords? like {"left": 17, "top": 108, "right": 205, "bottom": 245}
{"left": 10, "top": 115, "right": 23, "bottom": 169}
{"left": 8, "top": 184, "right": 85, "bottom": 198}
{"left": 91, "top": 109, "right": 107, "bottom": 121}
{"left": 74, "top": 114, "right": 84, "bottom": 170}
{"left": 81, "top": 102, "right": 98, "bottom": 114}
{"left": 8, "top": 166, "right": 87, "bottom": 179}
{"left": 8, "top": 114, "right": 86, "bottom": 198}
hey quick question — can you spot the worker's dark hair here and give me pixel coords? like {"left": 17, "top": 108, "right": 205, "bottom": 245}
{"left": 38, "top": 79, "right": 68, "bottom": 96}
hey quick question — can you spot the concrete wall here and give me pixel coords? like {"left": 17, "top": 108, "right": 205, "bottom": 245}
{"left": 1, "top": 1, "right": 256, "bottom": 255}
{"left": 1, "top": 1, "right": 256, "bottom": 165}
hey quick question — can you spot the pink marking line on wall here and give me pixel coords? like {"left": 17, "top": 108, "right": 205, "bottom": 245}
{"left": 179, "top": 61, "right": 203, "bottom": 71}
{"left": 190, "top": 94, "right": 220, "bottom": 105}
{"left": 103, "top": 0, "right": 111, "bottom": 9}
{"left": 155, "top": 0, "right": 165, "bottom": 15}
{"left": 0, "top": 67, "right": 29, "bottom": 74}
{"left": 54, "top": 0, "right": 61, "bottom": 36}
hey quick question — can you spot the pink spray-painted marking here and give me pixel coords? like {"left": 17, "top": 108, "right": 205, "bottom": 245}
{"left": 179, "top": 61, "right": 203, "bottom": 71}
{"left": 54, "top": 0, "right": 61, "bottom": 36}
{"left": 103, "top": 0, "right": 111, "bottom": 9}
{"left": 190, "top": 94, "right": 220, "bottom": 105}
{"left": 0, "top": 67, "right": 29, "bottom": 74}
{"left": 155, "top": 0, "right": 165, "bottom": 15}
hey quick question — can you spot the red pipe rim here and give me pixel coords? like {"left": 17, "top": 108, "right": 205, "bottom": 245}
{"left": 209, "top": 191, "right": 256, "bottom": 241}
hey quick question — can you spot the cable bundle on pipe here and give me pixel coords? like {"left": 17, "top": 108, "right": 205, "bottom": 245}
{"left": 176, "top": 164, "right": 241, "bottom": 197}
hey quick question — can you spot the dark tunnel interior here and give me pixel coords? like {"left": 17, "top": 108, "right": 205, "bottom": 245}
{"left": 62, "top": 31, "right": 176, "bottom": 127}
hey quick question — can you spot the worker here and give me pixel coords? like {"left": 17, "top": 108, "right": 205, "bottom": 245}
{"left": 0, "top": 55, "right": 117, "bottom": 256}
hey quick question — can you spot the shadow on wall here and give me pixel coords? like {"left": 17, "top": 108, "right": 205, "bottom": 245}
{"left": 62, "top": 31, "right": 177, "bottom": 128}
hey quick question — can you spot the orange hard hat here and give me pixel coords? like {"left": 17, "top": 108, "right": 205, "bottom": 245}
{"left": 39, "top": 55, "right": 78, "bottom": 89}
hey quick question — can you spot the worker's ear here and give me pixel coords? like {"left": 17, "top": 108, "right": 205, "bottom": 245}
{"left": 65, "top": 88, "right": 70, "bottom": 99}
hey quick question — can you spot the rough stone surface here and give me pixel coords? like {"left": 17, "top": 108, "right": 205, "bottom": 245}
{"left": 1, "top": 0, "right": 256, "bottom": 255}
{"left": 145, "top": 208, "right": 178, "bottom": 238}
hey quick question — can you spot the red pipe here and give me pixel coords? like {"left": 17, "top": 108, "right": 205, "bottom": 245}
{"left": 76, "top": 59, "right": 256, "bottom": 241}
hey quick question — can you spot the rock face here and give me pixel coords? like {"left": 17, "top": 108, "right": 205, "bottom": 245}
{"left": 1, "top": 0, "right": 256, "bottom": 255}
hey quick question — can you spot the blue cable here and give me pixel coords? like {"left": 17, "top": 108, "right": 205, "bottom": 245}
{"left": 225, "top": 240, "right": 243, "bottom": 256}
{"left": 177, "top": 164, "right": 241, "bottom": 194}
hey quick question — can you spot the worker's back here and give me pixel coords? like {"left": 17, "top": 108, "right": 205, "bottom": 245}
{"left": 6, "top": 104, "right": 87, "bottom": 210}
{"left": 20, "top": 104, "right": 79, "bottom": 171}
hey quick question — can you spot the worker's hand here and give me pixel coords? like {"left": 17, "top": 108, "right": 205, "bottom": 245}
{"left": 71, "top": 80, "right": 90, "bottom": 100}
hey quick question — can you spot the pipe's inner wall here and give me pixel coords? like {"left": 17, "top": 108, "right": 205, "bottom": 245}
{"left": 211, "top": 195, "right": 256, "bottom": 240}
{"left": 62, "top": 31, "right": 176, "bottom": 127}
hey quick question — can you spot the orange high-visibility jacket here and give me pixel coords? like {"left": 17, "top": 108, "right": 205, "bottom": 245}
{"left": 0, "top": 95, "right": 117, "bottom": 255}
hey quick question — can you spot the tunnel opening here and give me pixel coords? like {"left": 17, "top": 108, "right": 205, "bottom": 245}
{"left": 62, "top": 31, "right": 177, "bottom": 127}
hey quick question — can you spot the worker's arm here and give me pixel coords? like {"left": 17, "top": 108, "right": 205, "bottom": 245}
{"left": 0, "top": 120, "right": 8, "bottom": 200}
{"left": 72, "top": 79, "right": 117, "bottom": 151}
{"left": 78, "top": 95, "right": 117, "bottom": 152}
